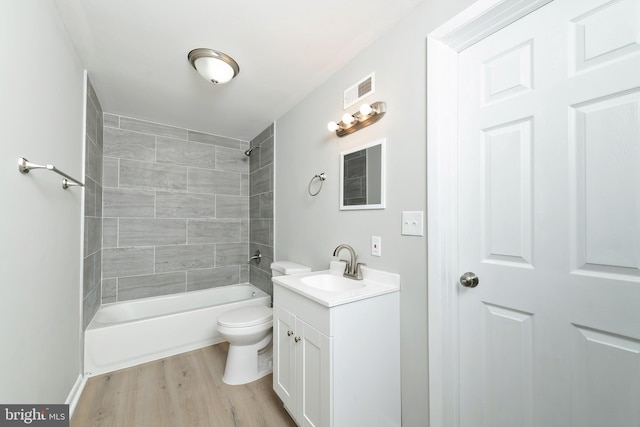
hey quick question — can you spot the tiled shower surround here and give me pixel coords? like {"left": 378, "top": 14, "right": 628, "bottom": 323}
{"left": 101, "top": 114, "right": 253, "bottom": 303}
{"left": 248, "top": 125, "right": 275, "bottom": 293}
{"left": 82, "top": 78, "right": 103, "bottom": 328}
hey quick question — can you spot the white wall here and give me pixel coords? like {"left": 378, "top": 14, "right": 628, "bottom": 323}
{"left": 0, "top": 0, "right": 84, "bottom": 402}
{"left": 274, "top": 0, "right": 474, "bottom": 424}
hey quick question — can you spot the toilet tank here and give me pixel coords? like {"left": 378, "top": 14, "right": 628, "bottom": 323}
{"left": 270, "top": 261, "right": 311, "bottom": 277}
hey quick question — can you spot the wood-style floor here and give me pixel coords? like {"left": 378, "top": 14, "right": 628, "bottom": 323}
{"left": 71, "top": 343, "right": 297, "bottom": 427}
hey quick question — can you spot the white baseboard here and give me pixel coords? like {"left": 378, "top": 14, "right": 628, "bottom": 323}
{"left": 65, "top": 373, "right": 87, "bottom": 418}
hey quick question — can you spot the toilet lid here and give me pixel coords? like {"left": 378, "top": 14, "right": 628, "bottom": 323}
{"left": 217, "top": 305, "right": 273, "bottom": 328}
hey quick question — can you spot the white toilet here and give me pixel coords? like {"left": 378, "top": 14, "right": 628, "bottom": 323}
{"left": 217, "top": 261, "right": 311, "bottom": 385}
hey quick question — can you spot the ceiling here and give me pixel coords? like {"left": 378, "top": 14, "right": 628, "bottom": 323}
{"left": 55, "top": 0, "right": 426, "bottom": 141}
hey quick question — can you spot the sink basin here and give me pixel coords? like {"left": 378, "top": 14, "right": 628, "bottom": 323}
{"left": 300, "top": 274, "right": 365, "bottom": 292}
{"left": 272, "top": 261, "right": 400, "bottom": 307}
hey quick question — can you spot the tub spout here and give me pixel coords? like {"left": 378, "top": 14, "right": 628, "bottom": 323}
{"left": 249, "top": 250, "right": 261, "bottom": 265}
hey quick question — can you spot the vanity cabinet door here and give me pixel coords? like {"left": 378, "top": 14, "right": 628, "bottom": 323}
{"left": 273, "top": 305, "right": 296, "bottom": 410}
{"left": 296, "top": 319, "right": 331, "bottom": 427}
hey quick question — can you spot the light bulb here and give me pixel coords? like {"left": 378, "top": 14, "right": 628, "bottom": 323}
{"left": 342, "top": 113, "right": 355, "bottom": 125}
{"left": 359, "top": 103, "right": 373, "bottom": 116}
{"left": 327, "top": 121, "right": 340, "bottom": 132}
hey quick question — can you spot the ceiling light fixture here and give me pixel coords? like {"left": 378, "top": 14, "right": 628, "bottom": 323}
{"left": 188, "top": 48, "right": 240, "bottom": 85}
{"left": 327, "top": 101, "right": 387, "bottom": 137}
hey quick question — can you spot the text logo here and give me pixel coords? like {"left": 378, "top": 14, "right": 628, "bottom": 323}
{"left": 0, "top": 405, "right": 68, "bottom": 426}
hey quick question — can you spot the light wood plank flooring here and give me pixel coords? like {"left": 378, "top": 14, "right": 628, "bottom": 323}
{"left": 71, "top": 343, "right": 296, "bottom": 427}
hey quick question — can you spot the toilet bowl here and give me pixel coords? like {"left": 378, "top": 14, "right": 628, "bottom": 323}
{"left": 217, "top": 260, "right": 311, "bottom": 385}
{"left": 217, "top": 305, "right": 273, "bottom": 385}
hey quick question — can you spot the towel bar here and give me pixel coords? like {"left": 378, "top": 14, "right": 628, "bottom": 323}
{"left": 18, "top": 157, "right": 84, "bottom": 189}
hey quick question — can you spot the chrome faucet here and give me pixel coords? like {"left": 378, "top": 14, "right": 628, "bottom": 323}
{"left": 333, "top": 244, "right": 365, "bottom": 280}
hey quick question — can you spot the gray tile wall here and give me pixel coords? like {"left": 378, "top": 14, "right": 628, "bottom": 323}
{"left": 83, "top": 78, "right": 103, "bottom": 328}
{"left": 102, "top": 114, "right": 250, "bottom": 302}
{"left": 248, "top": 124, "right": 275, "bottom": 295}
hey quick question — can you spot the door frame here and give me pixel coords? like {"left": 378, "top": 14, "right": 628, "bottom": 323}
{"left": 426, "top": 1, "right": 553, "bottom": 425}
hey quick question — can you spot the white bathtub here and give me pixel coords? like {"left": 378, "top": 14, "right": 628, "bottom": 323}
{"left": 84, "top": 284, "right": 270, "bottom": 376}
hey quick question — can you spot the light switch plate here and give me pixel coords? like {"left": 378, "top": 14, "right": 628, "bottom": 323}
{"left": 401, "top": 211, "right": 424, "bottom": 236}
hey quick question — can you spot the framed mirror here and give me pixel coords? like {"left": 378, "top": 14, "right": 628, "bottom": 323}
{"left": 340, "top": 138, "right": 386, "bottom": 210}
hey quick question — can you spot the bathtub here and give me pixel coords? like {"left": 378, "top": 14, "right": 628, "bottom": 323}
{"left": 84, "top": 284, "right": 270, "bottom": 377}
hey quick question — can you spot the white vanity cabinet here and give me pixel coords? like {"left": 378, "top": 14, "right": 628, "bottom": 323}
{"left": 273, "top": 280, "right": 400, "bottom": 427}
{"left": 273, "top": 301, "right": 331, "bottom": 426}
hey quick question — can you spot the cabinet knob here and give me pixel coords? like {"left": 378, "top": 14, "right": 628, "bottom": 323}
{"left": 287, "top": 330, "right": 294, "bottom": 336}
{"left": 294, "top": 337, "right": 301, "bottom": 343}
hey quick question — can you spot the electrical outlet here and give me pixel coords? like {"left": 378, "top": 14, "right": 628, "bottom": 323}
{"left": 371, "top": 236, "right": 382, "bottom": 256}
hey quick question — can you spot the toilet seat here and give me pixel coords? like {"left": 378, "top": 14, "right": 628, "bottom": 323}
{"left": 218, "top": 305, "right": 272, "bottom": 328}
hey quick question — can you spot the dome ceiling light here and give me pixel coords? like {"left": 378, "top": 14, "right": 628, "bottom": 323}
{"left": 187, "top": 48, "right": 239, "bottom": 85}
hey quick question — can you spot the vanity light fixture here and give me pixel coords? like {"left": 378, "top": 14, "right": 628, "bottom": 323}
{"left": 327, "top": 101, "right": 387, "bottom": 137}
{"left": 188, "top": 48, "right": 240, "bottom": 85}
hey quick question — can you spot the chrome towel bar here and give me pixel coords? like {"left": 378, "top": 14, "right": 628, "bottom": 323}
{"left": 18, "top": 157, "right": 84, "bottom": 189}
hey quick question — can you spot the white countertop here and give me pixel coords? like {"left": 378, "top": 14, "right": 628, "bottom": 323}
{"left": 272, "top": 261, "right": 400, "bottom": 307}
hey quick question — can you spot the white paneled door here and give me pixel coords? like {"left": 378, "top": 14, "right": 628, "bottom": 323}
{"left": 455, "top": 0, "right": 640, "bottom": 426}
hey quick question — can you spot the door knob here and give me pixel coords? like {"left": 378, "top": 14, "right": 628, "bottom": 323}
{"left": 459, "top": 272, "right": 479, "bottom": 288}
{"left": 287, "top": 330, "right": 294, "bottom": 336}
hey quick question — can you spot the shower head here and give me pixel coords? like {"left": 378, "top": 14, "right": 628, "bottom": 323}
{"left": 244, "top": 142, "right": 261, "bottom": 156}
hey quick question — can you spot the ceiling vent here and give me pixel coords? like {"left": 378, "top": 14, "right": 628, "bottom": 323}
{"left": 344, "top": 72, "right": 375, "bottom": 109}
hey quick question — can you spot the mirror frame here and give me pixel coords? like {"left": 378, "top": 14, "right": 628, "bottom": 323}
{"left": 339, "top": 138, "right": 386, "bottom": 210}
